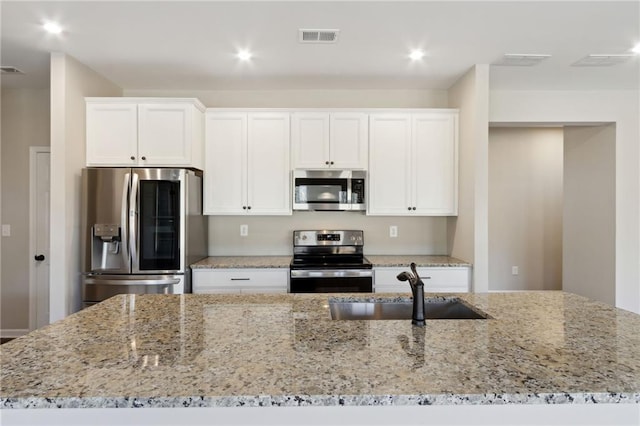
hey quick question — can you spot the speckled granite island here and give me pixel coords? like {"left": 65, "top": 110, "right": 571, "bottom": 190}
{"left": 1, "top": 292, "right": 639, "bottom": 425}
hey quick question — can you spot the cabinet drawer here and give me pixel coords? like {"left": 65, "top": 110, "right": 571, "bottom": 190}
{"left": 374, "top": 267, "right": 470, "bottom": 293}
{"left": 192, "top": 268, "right": 288, "bottom": 294}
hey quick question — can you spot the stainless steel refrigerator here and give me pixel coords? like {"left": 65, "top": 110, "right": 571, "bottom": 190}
{"left": 81, "top": 168, "right": 208, "bottom": 307}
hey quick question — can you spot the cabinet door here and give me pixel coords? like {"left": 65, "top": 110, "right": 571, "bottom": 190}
{"left": 374, "top": 267, "right": 469, "bottom": 293}
{"left": 413, "top": 113, "right": 458, "bottom": 215}
{"left": 86, "top": 102, "right": 138, "bottom": 166}
{"left": 367, "top": 114, "right": 412, "bottom": 215}
{"left": 138, "top": 103, "right": 192, "bottom": 165}
{"left": 291, "top": 112, "right": 329, "bottom": 169}
{"left": 204, "top": 113, "right": 247, "bottom": 214}
{"left": 247, "top": 113, "right": 291, "bottom": 215}
{"left": 330, "top": 113, "right": 368, "bottom": 169}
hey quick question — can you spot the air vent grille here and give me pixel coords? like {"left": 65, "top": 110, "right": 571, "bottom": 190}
{"left": 0, "top": 66, "right": 25, "bottom": 75}
{"left": 299, "top": 29, "right": 340, "bottom": 43}
{"left": 492, "top": 54, "right": 551, "bottom": 67}
{"left": 572, "top": 54, "right": 635, "bottom": 67}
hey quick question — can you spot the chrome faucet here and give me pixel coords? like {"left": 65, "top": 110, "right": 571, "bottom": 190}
{"left": 396, "top": 262, "right": 425, "bottom": 326}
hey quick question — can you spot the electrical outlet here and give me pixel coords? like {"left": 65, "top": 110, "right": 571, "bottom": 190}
{"left": 389, "top": 225, "right": 398, "bottom": 238}
{"left": 1, "top": 224, "right": 10, "bottom": 237}
{"left": 240, "top": 224, "right": 248, "bottom": 237}
{"left": 512, "top": 266, "right": 519, "bottom": 275}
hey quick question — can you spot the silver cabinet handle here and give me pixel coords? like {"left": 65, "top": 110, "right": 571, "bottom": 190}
{"left": 230, "top": 278, "right": 251, "bottom": 281}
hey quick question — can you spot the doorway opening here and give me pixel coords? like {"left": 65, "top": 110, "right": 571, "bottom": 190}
{"left": 488, "top": 124, "right": 615, "bottom": 306}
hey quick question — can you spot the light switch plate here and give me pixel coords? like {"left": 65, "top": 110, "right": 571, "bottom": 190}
{"left": 512, "top": 266, "right": 519, "bottom": 275}
{"left": 389, "top": 225, "right": 398, "bottom": 238}
{"left": 240, "top": 224, "right": 248, "bottom": 237}
{"left": 1, "top": 224, "right": 10, "bottom": 237}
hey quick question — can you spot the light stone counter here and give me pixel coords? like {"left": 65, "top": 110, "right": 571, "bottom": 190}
{"left": 191, "top": 256, "right": 292, "bottom": 269}
{"left": 1, "top": 292, "right": 639, "bottom": 411}
{"left": 190, "top": 255, "right": 469, "bottom": 269}
{"left": 366, "top": 255, "right": 470, "bottom": 267}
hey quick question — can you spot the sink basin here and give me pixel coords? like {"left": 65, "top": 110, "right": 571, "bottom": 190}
{"left": 329, "top": 298, "right": 488, "bottom": 320}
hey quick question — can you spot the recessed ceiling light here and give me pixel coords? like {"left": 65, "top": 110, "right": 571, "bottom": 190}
{"left": 43, "top": 21, "right": 63, "bottom": 35}
{"left": 237, "top": 50, "right": 252, "bottom": 61}
{"left": 409, "top": 50, "right": 425, "bottom": 61}
{"left": 632, "top": 43, "right": 640, "bottom": 55}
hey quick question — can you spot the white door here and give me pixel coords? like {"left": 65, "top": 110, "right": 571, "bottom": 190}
{"left": 85, "top": 101, "right": 138, "bottom": 166}
{"left": 367, "top": 114, "right": 412, "bottom": 215}
{"left": 246, "top": 113, "right": 291, "bottom": 215}
{"left": 291, "top": 112, "right": 329, "bottom": 169}
{"left": 138, "top": 103, "right": 192, "bottom": 166}
{"left": 413, "top": 113, "right": 458, "bottom": 215}
{"left": 330, "top": 113, "right": 368, "bottom": 169}
{"left": 204, "top": 113, "right": 247, "bottom": 214}
{"left": 30, "top": 147, "right": 50, "bottom": 329}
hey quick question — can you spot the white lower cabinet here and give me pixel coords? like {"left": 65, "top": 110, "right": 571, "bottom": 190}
{"left": 374, "top": 267, "right": 470, "bottom": 293}
{"left": 192, "top": 269, "right": 289, "bottom": 294}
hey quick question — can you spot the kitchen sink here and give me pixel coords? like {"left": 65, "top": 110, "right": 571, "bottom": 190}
{"left": 329, "top": 298, "right": 489, "bottom": 320}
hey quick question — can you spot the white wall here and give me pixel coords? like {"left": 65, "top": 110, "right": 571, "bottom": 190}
{"left": 49, "top": 53, "right": 121, "bottom": 321}
{"left": 563, "top": 125, "right": 615, "bottom": 305}
{"left": 447, "top": 65, "right": 490, "bottom": 291}
{"left": 0, "top": 88, "right": 50, "bottom": 334}
{"left": 490, "top": 90, "right": 640, "bottom": 314}
{"left": 488, "top": 127, "right": 563, "bottom": 291}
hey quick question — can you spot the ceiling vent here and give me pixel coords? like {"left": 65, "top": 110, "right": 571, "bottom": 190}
{"left": 0, "top": 66, "right": 25, "bottom": 75}
{"left": 299, "top": 29, "right": 340, "bottom": 43}
{"left": 571, "top": 54, "right": 635, "bottom": 67}
{"left": 492, "top": 54, "right": 551, "bottom": 66}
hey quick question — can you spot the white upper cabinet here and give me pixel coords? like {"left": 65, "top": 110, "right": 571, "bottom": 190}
{"left": 368, "top": 110, "right": 458, "bottom": 216}
{"left": 291, "top": 112, "right": 368, "bottom": 169}
{"left": 86, "top": 102, "right": 138, "bottom": 166}
{"left": 204, "top": 111, "right": 291, "bottom": 215}
{"left": 85, "top": 98, "right": 205, "bottom": 168}
{"left": 413, "top": 113, "right": 458, "bottom": 215}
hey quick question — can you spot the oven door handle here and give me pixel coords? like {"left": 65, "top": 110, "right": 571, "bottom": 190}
{"left": 290, "top": 269, "right": 373, "bottom": 278}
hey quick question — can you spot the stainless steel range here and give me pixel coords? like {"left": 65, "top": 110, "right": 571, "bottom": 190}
{"left": 289, "top": 230, "right": 373, "bottom": 293}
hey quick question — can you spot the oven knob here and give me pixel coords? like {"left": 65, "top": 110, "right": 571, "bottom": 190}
{"left": 351, "top": 236, "right": 356, "bottom": 241}
{"left": 302, "top": 235, "right": 307, "bottom": 240}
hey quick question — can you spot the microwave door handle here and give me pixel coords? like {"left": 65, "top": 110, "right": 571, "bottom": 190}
{"left": 121, "top": 173, "right": 130, "bottom": 262}
{"left": 129, "top": 172, "right": 139, "bottom": 267}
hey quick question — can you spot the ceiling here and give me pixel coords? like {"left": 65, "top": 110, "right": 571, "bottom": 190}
{"left": 1, "top": 1, "right": 639, "bottom": 91}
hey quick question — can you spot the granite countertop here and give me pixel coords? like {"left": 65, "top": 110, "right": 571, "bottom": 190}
{"left": 191, "top": 256, "right": 292, "bottom": 269}
{"left": 191, "top": 255, "right": 470, "bottom": 269}
{"left": 366, "top": 255, "right": 470, "bottom": 267}
{"left": 1, "top": 292, "right": 639, "bottom": 409}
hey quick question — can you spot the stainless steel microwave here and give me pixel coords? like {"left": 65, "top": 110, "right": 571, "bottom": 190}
{"left": 293, "top": 170, "right": 366, "bottom": 211}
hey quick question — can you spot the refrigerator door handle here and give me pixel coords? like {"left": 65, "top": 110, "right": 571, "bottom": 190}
{"left": 129, "top": 172, "right": 139, "bottom": 268}
{"left": 84, "top": 277, "right": 181, "bottom": 286}
{"left": 121, "top": 172, "right": 130, "bottom": 262}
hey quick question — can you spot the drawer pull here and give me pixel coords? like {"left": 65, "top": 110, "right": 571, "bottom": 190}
{"left": 230, "top": 278, "right": 251, "bottom": 281}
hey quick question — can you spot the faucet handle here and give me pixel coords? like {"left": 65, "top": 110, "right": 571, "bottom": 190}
{"left": 410, "top": 262, "right": 419, "bottom": 280}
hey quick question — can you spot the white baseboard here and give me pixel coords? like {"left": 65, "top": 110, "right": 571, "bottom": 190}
{"left": 1, "top": 328, "right": 29, "bottom": 338}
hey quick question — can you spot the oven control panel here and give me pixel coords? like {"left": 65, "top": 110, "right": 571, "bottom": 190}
{"left": 293, "top": 230, "right": 364, "bottom": 246}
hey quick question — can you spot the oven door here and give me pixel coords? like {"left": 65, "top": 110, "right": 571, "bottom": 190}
{"left": 289, "top": 269, "right": 373, "bottom": 293}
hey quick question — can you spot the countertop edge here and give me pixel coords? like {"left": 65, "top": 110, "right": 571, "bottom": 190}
{"left": 190, "top": 255, "right": 472, "bottom": 269}
{"left": 2, "top": 392, "right": 638, "bottom": 409}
